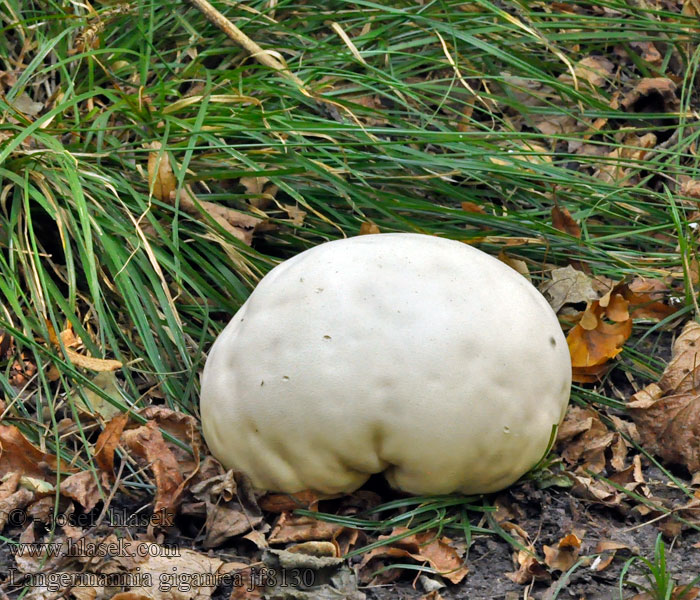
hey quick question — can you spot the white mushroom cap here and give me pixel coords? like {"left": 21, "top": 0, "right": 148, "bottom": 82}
{"left": 200, "top": 233, "right": 571, "bottom": 495}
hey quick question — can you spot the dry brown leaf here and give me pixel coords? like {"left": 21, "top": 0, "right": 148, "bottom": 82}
{"left": 505, "top": 551, "right": 549, "bottom": 585}
{"left": 540, "top": 266, "right": 600, "bottom": 313}
{"left": 461, "top": 201, "right": 485, "bottom": 214}
{"left": 178, "top": 188, "right": 263, "bottom": 245}
{"left": 359, "top": 527, "right": 469, "bottom": 585}
{"left": 188, "top": 470, "right": 264, "bottom": 548}
{"left": 72, "top": 371, "right": 124, "bottom": 420}
{"left": 569, "top": 472, "right": 624, "bottom": 506}
{"left": 552, "top": 205, "right": 581, "bottom": 238}
{"left": 94, "top": 413, "right": 129, "bottom": 476}
{"left": 120, "top": 421, "right": 184, "bottom": 517}
{"left": 595, "top": 132, "right": 658, "bottom": 184}
{"left": 240, "top": 174, "right": 279, "bottom": 210}
{"left": 680, "top": 178, "right": 700, "bottom": 200}
{"left": 283, "top": 204, "right": 306, "bottom": 226}
{"left": 0, "top": 425, "right": 71, "bottom": 483}
{"left": 573, "top": 56, "right": 614, "bottom": 87}
{"left": 359, "top": 221, "right": 380, "bottom": 235}
{"left": 259, "top": 489, "right": 322, "bottom": 512}
{"left": 624, "top": 279, "right": 677, "bottom": 321}
{"left": 630, "top": 41, "right": 662, "bottom": 65}
{"left": 0, "top": 473, "right": 34, "bottom": 531}
{"left": 498, "top": 251, "right": 530, "bottom": 280}
{"left": 542, "top": 532, "right": 582, "bottom": 572}
{"left": 621, "top": 78, "right": 679, "bottom": 113}
{"left": 139, "top": 406, "right": 202, "bottom": 477}
{"left": 47, "top": 322, "right": 123, "bottom": 372}
{"left": 557, "top": 407, "right": 619, "bottom": 474}
{"left": 59, "top": 470, "right": 111, "bottom": 512}
{"left": 202, "top": 500, "right": 264, "bottom": 548}
{"left": 12, "top": 93, "right": 44, "bottom": 117}
{"left": 112, "top": 538, "right": 225, "bottom": 600}
{"left": 147, "top": 141, "right": 176, "bottom": 202}
{"left": 567, "top": 295, "right": 632, "bottom": 382}
{"left": 268, "top": 511, "right": 344, "bottom": 544}
{"left": 145, "top": 146, "right": 264, "bottom": 245}
{"left": 628, "top": 321, "right": 700, "bottom": 472}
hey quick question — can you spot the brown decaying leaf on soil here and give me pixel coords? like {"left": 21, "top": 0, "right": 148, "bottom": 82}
{"left": 0, "top": 472, "right": 34, "bottom": 531}
{"left": 503, "top": 523, "right": 548, "bottom": 585}
{"left": 359, "top": 527, "right": 469, "bottom": 585}
{"left": 556, "top": 405, "right": 647, "bottom": 505}
{"left": 567, "top": 290, "right": 632, "bottom": 382}
{"left": 542, "top": 532, "right": 582, "bottom": 572}
{"left": 59, "top": 470, "right": 111, "bottom": 512}
{"left": 120, "top": 420, "right": 184, "bottom": 517}
{"left": 268, "top": 511, "right": 343, "bottom": 544}
{"left": 188, "top": 469, "right": 264, "bottom": 548}
{"left": 94, "top": 412, "right": 129, "bottom": 475}
{"left": 259, "top": 489, "right": 322, "bottom": 512}
{"left": 566, "top": 279, "right": 676, "bottom": 382}
{"left": 628, "top": 321, "right": 700, "bottom": 474}
{"left": 0, "top": 424, "right": 73, "bottom": 483}
{"left": 620, "top": 77, "right": 679, "bottom": 113}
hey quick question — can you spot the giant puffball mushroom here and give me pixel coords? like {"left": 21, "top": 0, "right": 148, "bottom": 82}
{"left": 200, "top": 233, "right": 572, "bottom": 495}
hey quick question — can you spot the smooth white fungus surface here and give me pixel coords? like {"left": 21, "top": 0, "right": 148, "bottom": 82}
{"left": 200, "top": 233, "right": 571, "bottom": 495}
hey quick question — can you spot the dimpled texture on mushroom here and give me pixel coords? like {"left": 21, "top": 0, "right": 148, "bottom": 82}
{"left": 200, "top": 233, "right": 572, "bottom": 495}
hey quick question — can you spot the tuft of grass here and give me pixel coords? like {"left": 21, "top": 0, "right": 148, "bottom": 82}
{"left": 619, "top": 533, "right": 700, "bottom": 600}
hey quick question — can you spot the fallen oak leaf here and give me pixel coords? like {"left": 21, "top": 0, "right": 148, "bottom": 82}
{"left": 268, "top": 511, "right": 344, "bottom": 544}
{"left": 259, "top": 489, "right": 323, "bottom": 512}
{"left": 552, "top": 205, "right": 581, "bottom": 238}
{"left": 94, "top": 413, "right": 129, "bottom": 475}
{"left": 567, "top": 296, "right": 632, "bottom": 382}
{"left": 59, "top": 470, "right": 111, "bottom": 512}
{"left": 540, "top": 265, "right": 600, "bottom": 313}
{"left": 543, "top": 532, "right": 582, "bottom": 572}
{"left": 628, "top": 321, "right": 700, "bottom": 473}
{"left": 359, "top": 527, "right": 469, "bottom": 585}
{"left": 120, "top": 421, "right": 184, "bottom": 517}
{"left": 0, "top": 425, "right": 73, "bottom": 483}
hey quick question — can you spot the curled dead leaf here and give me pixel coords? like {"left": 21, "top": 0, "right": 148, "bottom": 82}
{"left": 359, "top": 221, "right": 380, "bottom": 235}
{"left": 147, "top": 141, "right": 176, "bottom": 202}
{"left": 621, "top": 78, "right": 679, "bottom": 113}
{"left": 543, "top": 532, "right": 582, "bottom": 572}
{"left": 628, "top": 321, "right": 700, "bottom": 473}
{"left": 120, "top": 421, "right": 184, "bottom": 518}
{"left": 359, "top": 528, "right": 469, "bottom": 585}
{"left": 567, "top": 297, "right": 632, "bottom": 382}
{"left": 0, "top": 425, "right": 73, "bottom": 483}
{"left": 47, "top": 322, "right": 122, "bottom": 372}
{"left": 94, "top": 413, "right": 129, "bottom": 476}
{"left": 59, "top": 470, "right": 111, "bottom": 512}
{"left": 552, "top": 205, "right": 581, "bottom": 238}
